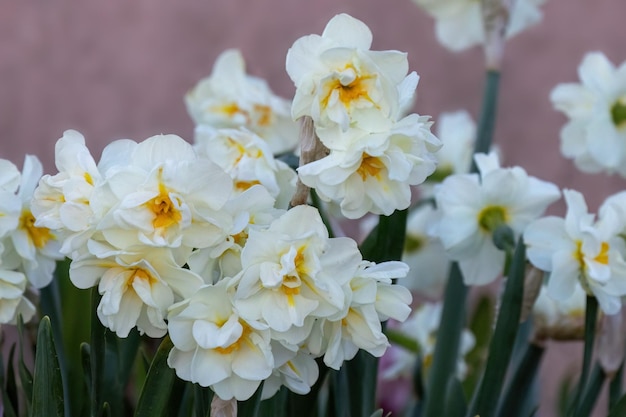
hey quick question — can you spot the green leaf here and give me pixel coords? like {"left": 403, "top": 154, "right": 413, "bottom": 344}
{"left": 572, "top": 296, "right": 599, "bottom": 417}
{"left": 89, "top": 288, "right": 106, "bottom": 417}
{"left": 463, "top": 295, "right": 495, "bottom": 397}
{"left": 497, "top": 342, "right": 544, "bottom": 417}
{"left": 346, "top": 350, "right": 379, "bottom": 417}
{"left": 422, "top": 263, "right": 468, "bottom": 417}
{"left": 472, "top": 70, "right": 501, "bottom": 164}
{"left": 329, "top": 369, "right": 350, "bottom": 417}
{"left": 609, "top": 391, "right": 626, "bottom": 417}
{"left": 444, "top": 377, "right": 467, "bottom": 417}
{"left": 609, "top": 364, "right": 624, "bottom": 409}
{"left": 468, "top": 238, "right": 526, "bottom": 417}
{"left": 30, "top": 316, "right": 64, "bottom": 417}
{"left": 193, "top": 384, "right": 213, "bottom": 417}
{"left": 575, "top": 364, "right": 605, "bottom": 417}
{"left": 1, "top": 344, "right": 18, "bottom": 417}
{"left": 17, "top": 315, "right": 34, "bottom": 411}
{"left": 286, "top": 360, "right": 328, "bottom": 417}
{"left": 360, "top": 210, "right": 408, "bottom": 263}
{"left": 134, "top": 336, "right": 178, "bottom": 417}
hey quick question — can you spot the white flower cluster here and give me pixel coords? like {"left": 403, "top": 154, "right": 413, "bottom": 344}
{"left": 551, "top": 52, "right": 626, "bottom": 177}
{"left": 185, "top": 49, "right": 299, "bottom": 155}
{"left": 411, "top": 0, "right": 546, "bottom": 52}
{"left": 525, "top": 189, "right": 626, "bottom": 315}
{"left": 0, "top": 156, "right": 63, "bottom": 324}
{"left": 286, "top": 13, "right": 441, "bottom": 219}
{"left": 32, "top": 130, "right": 413, "bottom": 401}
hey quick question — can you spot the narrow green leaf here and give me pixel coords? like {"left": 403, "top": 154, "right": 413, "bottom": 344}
{"left": 286, "top": 360, "right": 328, "bottom": 417}
{"left": 497, "top": 343, "right": 544, "bottom": 417}
{"left": 17, "top": 316, "right": 34, "bottom": 411}
{"left": 0, "top": 344, "right": 18, "bottom": 417}
{"left": 5, "top": 344, "right": 20, "bottom": 417}
{"left": 310, "top": 189, "right": 335, "bottom": 238}
{"left": 134, "top": 336, "right": 177, "bottom": 417}
{"left": 572, "top": 296, "right": 599, "bottom": 417}
{"left": 238, "top": 381, "right": 265, "bottom": 417}
{"left": 423, "top": 263, "right": 468, "bottom": 417}
{"left": 330, "top": 369, "right": 350, "bottom": 417}
{"left": 468, "top": 239, "right": 526, "bottom": 417}
{"left": 575, "top": 364, "right": 605, "bottom": 417}
{"left": 463, "top": 295, "right": 494, "bottom": 398}
{"left": 90, "top": 288, "right": 106, "bottom": 417}
{"left": 360, "top": 210, "right": 408, "bottom": 263}
{"left": 444, "top": 377, "right": 467, "bottom": 417}
{"left": 30, "top": 316, "right": 64, "bottom": 417}
{"left": 193, "top": 384, "right": 213, "bottom": 417}
{"left": 346, "top": 350, "right": 379, "bottom": 417}
{"left": 176, "top": 382, "right": 195, "bottom": 417}
{"left": 608, "top": 391, "right": 626, "bottom": 417}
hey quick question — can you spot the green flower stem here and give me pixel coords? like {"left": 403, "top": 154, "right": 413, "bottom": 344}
{"left": 310, "top": 190, "right": 335, "bottom": 238}
{"left": 90, "top": 288, "right": 105, "bottom": 417}
{"left": 572, "top": 296, "right": 599, "bottom": 417}
{"left": 468, "top": 239, "right": 526, "bottom": 417}
{"left": 384, "top": 328, "right": 420, "bottom": 354}
{"left": 471, "top": 70, "right": 501, "bottom": 169}
{"left": 497, "top": 342, "right": 545, "bottom": 417}
{"left": 422, "top": 263, "right": 468, "bottom": 417}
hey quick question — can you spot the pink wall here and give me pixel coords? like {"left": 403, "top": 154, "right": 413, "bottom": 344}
{"left": 2, "top": 1, "right": 626, "bottom": 415}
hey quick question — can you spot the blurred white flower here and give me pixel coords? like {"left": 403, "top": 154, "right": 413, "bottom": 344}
{"left": 435, "top": 152, "right": 560, "bottom": 285}
{"left": 286, "top": 13, "right": 418, "bottom": 131}
{"left": 524, "top": 189, "right": 626, "bottom": 315}
{"left": 403, "top": 204, "right": 449, "bottom": 299}
{"left": 532, "top": 283, "right": 586, "bottom": 340}
{"left": 194, "top": 127, "right": 297, "bottom": 209}
{"left": 167, "top": 280, "right": 274, "bottom": 401}
{"left": 412, "top": 0, "right": 546, "bottom": 52}
{"left": 382, "top": 302, "right": 475, "bottom": 380}
{"left": 551, "top": 52, "right": 626, "bottom": 177}
{"left": 186, "top": 49, "right": 299, "bottom": 155}
{"left": 298, "top": 114, "right": 440, "bottom": 219}
{"left": 429, "top": 110, "right": 476, "bottom": 181}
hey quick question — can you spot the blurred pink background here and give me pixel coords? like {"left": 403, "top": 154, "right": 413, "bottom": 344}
{"left": 2, "top": 0, "right": 626, "bottom": 415}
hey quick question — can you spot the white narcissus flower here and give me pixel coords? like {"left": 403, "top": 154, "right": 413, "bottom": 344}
{"left": 286, "top": 13, "right": 418, "bottom": 131}
{"left": 524, "top": 189, "right": 626, "bottom": 315}
{"left": 96, "top": 134, "right": 233, "bottom": 253}
{"left": 70, "top": 247, "right": 203, "bottom": 338}
{"left": 185, "top": 49, "right": 299, "bottom": 155}
{"left": 10, "top": 155, "right": 63, "bottom": 288}
{"left": 194, "top": 127, "right": 297, "bottom": 209}
{"left": 551, "top": 52, "right": 626, "bottom": 177}
{"left": 304, "top": 260, "right": 412, "bottom": 370}
{"left": 403, "top": 204, "right": 449, "bottom": 299}
{"left": 167, "top": 280, "right": 274, "bottom": 401}
{"left": 298, "top": 115, "right": 440, "bottom": 219}
{"left": 32, "top": 130, "right": 102, "bottom": 256}
{"left": 412, "top": 0, "right": 546, "bottom": 52}
{"left": 232, "top": 205, "right": 362, "bottom": 336}
{"left": 429, "top": 110, "right": 476, "bottom": 181}
{"left": 382, "top": 302, "right": 475, "bottom": 380}
{"left": 435, "top": 152, "right": 560, "bottom": 285}
{"left": 0, "top": 268, "right": 36, "bottom": 325}
{"left": 261, "top": 343, "right": 319, "bottom": 399}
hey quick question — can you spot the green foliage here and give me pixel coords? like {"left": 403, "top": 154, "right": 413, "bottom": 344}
{"left": 31, "top": 316, "right": 64, "bottom": 417}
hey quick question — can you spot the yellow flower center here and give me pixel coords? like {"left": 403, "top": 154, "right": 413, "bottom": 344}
{"left": 234, "top": 180, "right": 261, "bottom": 192}
{"left": 573, "top": 240, "right": 610, "bottom": 294}
{"left": 214, "top": 321, "right": 252, "bottom": 355}
{"left": 477, "top": 206, "right": 508, "bottom": 233}
{"left": 611, "top": 98, "right": 626, "bottom": 128}
{"left": 357, "top": 154, "right": 385, "bottom": 180}
{"left": 321, "top": 65, "right": 377, "bottom": 110}
{"left": 20, "top": 210, "right": 54, "bottom": 249}
{"left": 147, "top": 182, "right": 182, "bottom": 229}
{"left": 404, "top": 234, "right": 425, "bottom": 253}
{"left": 252, "top": 104, "right": 273, "bottom": 127}
{"left": 127, "top": 268, "right": 157, "bottom": 290}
